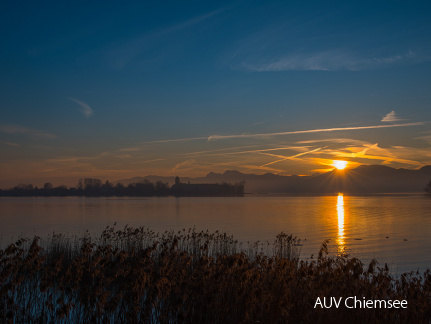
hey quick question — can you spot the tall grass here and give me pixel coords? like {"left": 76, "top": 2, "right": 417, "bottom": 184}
{"left": 0, "top": 225, "right": 430, "bottom": 323}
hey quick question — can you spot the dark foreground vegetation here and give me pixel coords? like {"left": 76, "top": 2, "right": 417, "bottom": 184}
{"left": 1, "top": 226, "right": 430, "bottom": 323}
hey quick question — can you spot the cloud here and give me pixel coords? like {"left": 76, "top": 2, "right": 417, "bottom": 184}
{"left": 241, "top": 164, "right": 286, "bottom": 173}
{"left": 115, "top": 136, "right": 210, "bottom": 153}
{"left": 227, "top": 30, "right": 422, "bottom": 73}
{"left": 240, "top": 51, "right": 418, "bottom": 72}
{"left": 0, "top": 124, "right": 56, "bottom": 139}
{"left": 105, "top": 8, "right": 225, "bottom": 70}
{"left": 257, "top": 147, "right": 325, "bottom": 168}
{"left": 240, "top": 50, "right": 352, "bottom": 72}
{"left": 160, "top": 8, "right": 225, "bottom": 34}
{"left": 182, "top": 146, "right": 309, "bottom": 158}
{"left": 296, "top": 138, "right": 368, "bottom": 145}
{"left": 141, "top": 136, "right": 209, "bottom": 144}
{"left": 381, "top": 110, "right": 402, "bottom": 122}
{"left": 116, "top": 121, "right": 427, "bottom": 150}
{"left": 171, "top": 159, "right": 198, "bottom": 172}
{"left": 334, "top": 143, "right": 424, "bottom": 166}
{"left": 0, "top": 140, "right": 20, "bottom": 147}
{"left": 208, "top": 122, "right": 427, "bottom": 141}
{"left": 180, "top": 145, "right": 260, "bottom": 157}
{"left": 68, "top": 98, "right": 94, "bottom": 118}
{"left": 415, "top": 134, "right": 431, "bottom": 144}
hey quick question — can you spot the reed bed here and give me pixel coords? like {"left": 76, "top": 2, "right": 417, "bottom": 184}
{"left": 0, "top": 225, "right": 430, "bottom": 323}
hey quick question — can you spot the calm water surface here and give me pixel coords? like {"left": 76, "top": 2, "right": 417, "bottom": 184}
{"left": 1, "top": 195, "right": 430, "bottom": 273}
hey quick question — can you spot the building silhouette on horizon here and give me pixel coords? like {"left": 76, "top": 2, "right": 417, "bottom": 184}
{"left": 171, "top": 176, "right": 244, "bottom": 197}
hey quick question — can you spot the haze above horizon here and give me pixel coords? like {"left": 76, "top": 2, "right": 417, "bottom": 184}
{"left": 1, "top": 1, "right": 431, "bottom": 188}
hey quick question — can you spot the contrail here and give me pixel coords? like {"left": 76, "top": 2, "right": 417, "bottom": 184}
{"left": 258, "top": 147, "right": 325, "bottom": 167}
{"left": 207, "top": 122, "right": 428, "bottom": 141}
{"left": 140, "top": 136, "right": 209, "bottom": 144}
{"left": 123, "top": 121, "right": 427, "bottom": 147}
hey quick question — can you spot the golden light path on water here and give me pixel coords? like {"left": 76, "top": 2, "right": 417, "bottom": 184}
{"left": 337, "top": 193, "right": 346, "bottom": 254}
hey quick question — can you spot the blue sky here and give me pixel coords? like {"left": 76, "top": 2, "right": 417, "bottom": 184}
{"left": 1, "top": 0, "right": 431, "bottom": 187}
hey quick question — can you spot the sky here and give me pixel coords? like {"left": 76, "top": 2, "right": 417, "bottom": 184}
{"left": 1, "top": 0, "right": 431, "bottom": 188}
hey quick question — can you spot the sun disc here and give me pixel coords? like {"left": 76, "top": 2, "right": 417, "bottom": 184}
{"left": 333, "top": 160, "right": 348, "bottom": 170}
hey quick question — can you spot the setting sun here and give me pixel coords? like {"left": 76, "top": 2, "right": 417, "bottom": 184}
{"left": 333, "top": 160, "right": 348, "bottom": 170}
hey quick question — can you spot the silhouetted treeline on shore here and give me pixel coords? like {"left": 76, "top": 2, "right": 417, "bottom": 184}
{"left": 0, "top": 177, "right": 244, "bottom": 197}
{"left": 426, "top": 180, "right": 431, "bottom": 194}
{"left": 172, "top": 176, "right": 244, "bottom": 197}
{"left": 116, "top": 165, "right": 431, "bottom": 194}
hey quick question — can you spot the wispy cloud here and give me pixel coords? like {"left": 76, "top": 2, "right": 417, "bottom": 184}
{"left": 208, "top": 122, "right": 427, "bottom": 141}
{"left": 142, "top": 136, "right": 209, "bottom": 144}
{"left": 296, "top": 138, "right": 368, "bottom": 145}
{"left": 180, "top": 145, "right": 260, "bottom": 157}
{"left": 241, "top": 164, "right": 286, "bottom": 173}
{"left": 182, "top": 146, "right": 309, "bottom": 158}
{"left": 241, "top": 50, "right": 350, "bottom": 72}
{"left": 116, "top": 121, "right": 427, "bottom": 153}
{"left": 257, "top": 147, "right": 325, "bottom": 168}
{"left": 0, "top": 140, "right": 20, "bottom": 147}
{"left": 415, "top": 134, "right": 431, "bottom": 144}
{"left": 171, "top": 159, "right": 198, "bottom": 172}
{"left": 105, "top": 8, "right": 225, "bottom": 70}
{"left": 240, "top": 51, "right": 418, "bottom": 72}
{"left": 336, "top": 143, "right": 424, "bottom": 166}
{"left": 160, "top": 9, "right": 225, "bottom": 34}
{"left": 117, "top": 136, "right": 210, "bottom": 152}
{"left": 381, "top": 110, "right": 402, "bottom": 122}
{"left": 68, "top": 98, "right": 94, "bottom": 118}
{"left": 0, "top": 124, "right": 56, "bottom": 139}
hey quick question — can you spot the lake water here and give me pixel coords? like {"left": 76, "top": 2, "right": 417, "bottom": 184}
{"left": 1, "top": 194, "right": 430, "bottom": 274}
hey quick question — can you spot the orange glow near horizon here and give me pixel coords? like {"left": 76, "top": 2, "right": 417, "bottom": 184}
{"left": 333, "top": 160, "right": 348, "bottom": 170}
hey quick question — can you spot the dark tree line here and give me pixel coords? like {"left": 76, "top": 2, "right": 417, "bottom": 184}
{"left": 426, "top": 179, "right": 431, "bottom": 194}
{"left": 0, "top": 178, "right": 244, "bottom": 197}
{"left": 173, "top": 181, "right": 245, "bottom": 197}
{"left": 0, "top": 178, "right": 170, "bottom": 197}
{"left": 0, "top": 183, "right": 69, "bottom": 197}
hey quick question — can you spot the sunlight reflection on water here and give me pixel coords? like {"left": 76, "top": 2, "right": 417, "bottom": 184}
{"left": 337, "top": 193, "right": 345, "bottom": 255}
{"left": 0, "top": 195, "right": 430, "bottom": 273}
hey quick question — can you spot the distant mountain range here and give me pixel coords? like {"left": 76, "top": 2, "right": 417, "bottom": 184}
{"left": 116, "top": 165, "right": 431, "bottom": 194}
